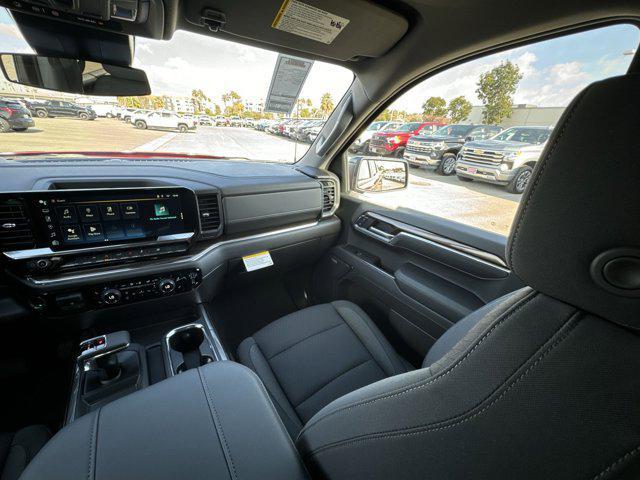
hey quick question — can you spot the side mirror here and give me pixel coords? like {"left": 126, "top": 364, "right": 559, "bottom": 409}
{"left": 465, "top": 135, "right": 475, "bottom": 141}
{"left": 350, "top": 156, "right": 409, "bottom": 193}
{"left": 0, "top": 53, "right": 151, "bottom": 96}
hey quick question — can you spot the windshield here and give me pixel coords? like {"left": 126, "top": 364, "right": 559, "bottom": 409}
{"left": 0, "top": 8, "right": 353, "bottom": 162}
{"left": 366, "top": 121, "right": 387, "bottom": 131}
{"left": 395, "top": 122, "right": 422, "bottom": 132}
{"left": 433, "top": 125, "right": 473, "bottom": 136}
{"left": 492, "top": 127, "right": 551, "bottom": 144}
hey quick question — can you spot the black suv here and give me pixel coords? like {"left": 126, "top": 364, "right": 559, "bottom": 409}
{"left": 0, "top": 98, "right": 35, "bottom": 133}
{"left": 31, "top": 100, "right": 96, "bottom": 120}
{"left": 404, "top": 124, "right": 502, "bottom": 175}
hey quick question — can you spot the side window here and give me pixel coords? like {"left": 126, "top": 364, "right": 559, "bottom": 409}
{"left": 347, "top": 24, "right": 639, "bottom": 235}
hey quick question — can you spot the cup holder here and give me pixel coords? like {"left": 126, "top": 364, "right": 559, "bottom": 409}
{"left": 164, "top": 324, "right": 217, "bottom": 375}
{"left": 169, "top": 328, "right": 205, "bottom": 353}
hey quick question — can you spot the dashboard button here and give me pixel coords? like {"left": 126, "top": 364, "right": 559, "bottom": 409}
{"left": 100, "top": 203, "right": 121, "bottom": 220}
{"left": 61, "top": 225, "right": 83, "bottom": 243}
{"left": 158, "top": 279, "right": 176, "bottom": 294}
{"left": 101, "top": 288, "right": 122, "bottom": 305}
{"left": 56, "top": 206, "right": 77, "bottom": 224}
{"left": 83, "top": 223, "right": 104, "bottom": 241}
{"left": 121, "top": 203, "right": 139, "bottom": 219}
{"left": 79, "top": 204, "right": 99, "bottom": 222}
{"left": 123, "top": 221, "right": 144, "bottom": 238}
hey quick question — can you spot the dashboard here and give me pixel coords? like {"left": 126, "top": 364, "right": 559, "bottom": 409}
{"left": 0, "top": 158, "right": 340, "bottom": 316}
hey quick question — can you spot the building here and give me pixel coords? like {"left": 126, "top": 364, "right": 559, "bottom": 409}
{"left": 466, "top": 104, "right": 565, "bottom": 127}
{"left": 162, "top": 96, "right": 195, "bottom": 114}
{"left": 243, "top": 98, "right": 264, "bottom": 113}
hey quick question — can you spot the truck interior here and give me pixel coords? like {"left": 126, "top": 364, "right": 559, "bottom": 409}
{"left": 1, "top": 0, "right": 640, "bottom": 479}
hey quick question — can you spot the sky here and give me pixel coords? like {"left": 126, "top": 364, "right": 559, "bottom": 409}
{"left": 0, "top": 8, "right": 638, "bottom": 111}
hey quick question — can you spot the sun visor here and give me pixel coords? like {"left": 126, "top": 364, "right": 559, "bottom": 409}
{"left": 182, "top": 0, "right": 409, "bottom": 61}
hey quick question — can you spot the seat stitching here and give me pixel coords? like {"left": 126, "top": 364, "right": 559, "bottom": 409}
{"left": 87, "top": 408, "right": 100, "bottom": 480}
{"left": 293, "top": 358, "right": 373, "bottom": 409}
{"left": 308, "top": 309, "right": 581, "bottom": 457}
{"left": 507, "top": 85, "right": 590, "bottom": 270}
{"left": 198, "top": 367, "right": 238, "bottom": 480}
{"left": 299, "top": 290, "right": 537, "bottom": 437}
{"left": 267, "top": 322, "right": 345, "bottom": 360}
{"left": 591, "top": 445, "right": 640, "bottom": 480}
{"left": 248, "top": 342, "right": 302, "bottom": 430}
{"left": 334, "top": 303, "right": 401, "bottom": 376}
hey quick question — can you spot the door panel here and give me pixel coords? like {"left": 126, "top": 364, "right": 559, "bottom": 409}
{"left": 316, "top": 196, "right": 524, "bottom": 362}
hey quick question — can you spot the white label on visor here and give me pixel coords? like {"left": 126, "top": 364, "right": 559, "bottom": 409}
{"left": 272, "top": 0, "right": 350, "bottom": 45}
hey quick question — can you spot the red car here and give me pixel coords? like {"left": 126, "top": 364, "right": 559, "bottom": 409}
{"left": 368, "top": 121, "right": 447, "bottom": 157}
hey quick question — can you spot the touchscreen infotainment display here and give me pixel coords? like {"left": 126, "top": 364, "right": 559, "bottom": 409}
{"left": 29, "top": 187, "right": 198, "bottom": 250}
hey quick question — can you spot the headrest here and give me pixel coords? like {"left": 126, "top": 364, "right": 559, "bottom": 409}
{"left": 507, "top": 74, "right": 640, "bottom": 329}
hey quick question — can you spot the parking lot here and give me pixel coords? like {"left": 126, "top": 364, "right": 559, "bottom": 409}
{"left": 1, "top": 118, "right": 519, "bottom": 235}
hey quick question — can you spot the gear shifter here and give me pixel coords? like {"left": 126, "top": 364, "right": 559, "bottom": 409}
{"left": 96, "top": 354, "right": 122, "bottom": 383}
{"left": 78, "top": 331, "right": 131, "bottom": 364}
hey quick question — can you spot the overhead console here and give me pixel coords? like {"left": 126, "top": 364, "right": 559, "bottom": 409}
{"left": 0, "top": 0, "right": 166, "bottom": 41}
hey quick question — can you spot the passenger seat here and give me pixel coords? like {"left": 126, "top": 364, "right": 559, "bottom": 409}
{"left": 0, "top": 426, "right": 50, "bottom": 480}
{"left": 238, "top": 294, "right": 513, "bottom": 438}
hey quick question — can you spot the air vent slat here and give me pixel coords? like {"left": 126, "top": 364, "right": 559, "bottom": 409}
{"left": 0, "top": 200, "right": 35, "bottom": 251}
{"left": 320, "top": 179, "right": 337, "bottom": 215}
{"left": 197, "top": 193, "right": 221, "bottom": 233}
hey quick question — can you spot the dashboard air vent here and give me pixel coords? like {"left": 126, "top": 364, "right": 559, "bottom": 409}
{"left": 197, "top": 193, "right": 221, "bottom": 233}
{"left": 0, "top": 200, "right": 35, "bottom": 251}
{"left": 320, "top": 179, "right": 337, "bottom": 215}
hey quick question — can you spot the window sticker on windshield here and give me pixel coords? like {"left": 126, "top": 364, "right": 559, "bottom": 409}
{"left": 264, "top": 54, "right": 313, "bottom": 115}
{"left": 272, "top": 0, "right": 350, "bottom": 45}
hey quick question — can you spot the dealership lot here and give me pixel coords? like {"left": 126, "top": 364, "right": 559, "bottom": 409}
{"left": 0, "top": 118, "right": 166, "bottom": 153}
{"left": 1, "top": 119, "right": 519, "bottom": 234}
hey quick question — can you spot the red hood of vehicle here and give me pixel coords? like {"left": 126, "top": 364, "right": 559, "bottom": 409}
{"left": 375, "top": 131, "right": 413, "bottom": 138}
{"left": 3, "top": 151, "right": 226, "bottom": 160}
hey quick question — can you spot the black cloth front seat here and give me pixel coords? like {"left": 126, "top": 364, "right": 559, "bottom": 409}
{"left": 244, "top": 74, "right": 640, "bottom": 479}
{"left": 238, "top": 284, "right": 515, "bottom": 439}
{"left": 0, "top": 426, "right": 49, "bottom": 480}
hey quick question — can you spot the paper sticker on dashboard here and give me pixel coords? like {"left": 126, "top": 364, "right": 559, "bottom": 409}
{"left": 242, "top": 251, "right": 274, "bottom": 272}
{"left": 272, "top": 0, "right": 350, "bottom": 45}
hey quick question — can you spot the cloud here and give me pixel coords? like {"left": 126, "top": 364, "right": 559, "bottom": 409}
{"left": 547, "top": 61, "right": 589, "bottom": 85}
{"left": 0, "top": 22, "right": 21, "bottom": 39}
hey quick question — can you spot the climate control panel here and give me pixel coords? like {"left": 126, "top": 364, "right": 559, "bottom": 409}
{"left": 29, "top": 269, "right": 202, "bottom": 314}
{"left": 90, "top": 269, "right": 202, "bottom": 307}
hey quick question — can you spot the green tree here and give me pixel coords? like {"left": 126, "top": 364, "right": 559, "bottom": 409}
{"left": 448, "top": 96, "right": 473, "bottom": 122}
{"left": 319, "top": 93, "right": 334, "bottom": 118}
{"left": 422, "top": 96, "right": 447, "bottom": 117}
{"left": 191, "top": 89, "right": 211, "bottom": 115}
{"left": 221, "top": 91, "right": 241, "bottom": 114}
{"left": 476, "top": 61, "right": 523, "bottom": 124}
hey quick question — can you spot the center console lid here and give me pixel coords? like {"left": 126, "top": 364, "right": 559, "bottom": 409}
{"left": 21, "top": 362, "right": 309, "bottom": 480}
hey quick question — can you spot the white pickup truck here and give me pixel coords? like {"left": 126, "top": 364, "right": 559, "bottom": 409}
{"left": 131, "top": 111, "right": 197, "bottom": 133}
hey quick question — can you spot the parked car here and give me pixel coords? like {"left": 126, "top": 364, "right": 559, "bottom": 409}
{"left": 132, "top": 110, "right": 197, "bottom": 133}
{"left": 198, "top": 115, "right": 213, "bottom": 126}
{"left": 31, "top": 100, "right": 96, "bottom": 120}
{"left": 368, "top": 121, "right": 447, "bottom": 157}
{"left": 404, "top": 124, "right": 502, "bottom": 174}
{"left": 122, "top": 108, "right": 150, "bottom": 123}
{"left": 455, "top": 125, "right": 553, "bottom": 193}
{"left": 0, "top": 98, "right": 34, "bottom": 133}
{"left": 350, "top": 121, "right": 402, "bottom": 153}
{"left": 90, "top": 103, "right": 119, "bottom": 117}
{"left": 293, "top": 119, "right": 324, "bottom": 141}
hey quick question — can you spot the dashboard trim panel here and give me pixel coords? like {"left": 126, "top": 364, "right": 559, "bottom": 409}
{"left": 21, "top": 220, "right": 321, "bottom": 287}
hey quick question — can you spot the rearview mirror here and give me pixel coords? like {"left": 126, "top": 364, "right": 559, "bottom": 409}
{"left": 0, "top": 53, "right": 151, "bottom": 96}
{"left": 351, "top": 156, "right": 409, "bottom": 193}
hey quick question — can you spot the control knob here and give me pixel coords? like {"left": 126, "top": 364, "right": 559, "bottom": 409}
{"left": 158, "top": 278, "right": 176, "bottom": 294}
{"left": 101, "top": 288, "right": 122, "bottom": 305}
